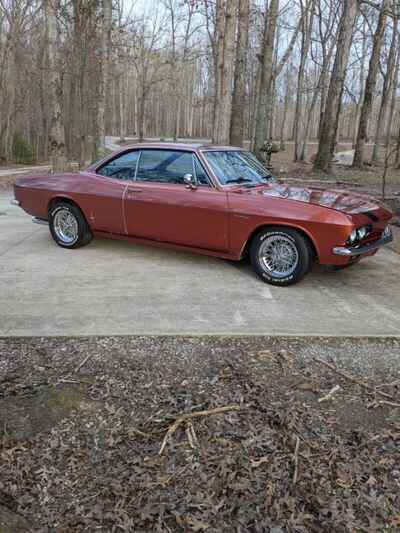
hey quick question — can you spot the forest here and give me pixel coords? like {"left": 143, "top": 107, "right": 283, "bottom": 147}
{"left": 0, "top": 0, "right": 399, "bottom": 175}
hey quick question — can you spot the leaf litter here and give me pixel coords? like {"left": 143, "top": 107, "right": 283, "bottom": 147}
{"left": 0, "top": 335, "right": 399, "bottom": 532}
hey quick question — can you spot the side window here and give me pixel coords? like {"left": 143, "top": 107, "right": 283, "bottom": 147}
{"left": 193, "top": 156, "right": 211, "bottom": 187}
{"left": 136, "top": 150, "right": 193, "bottom": 184}
{"left": 97, "top": 151, "right": 139, "bottom": 180}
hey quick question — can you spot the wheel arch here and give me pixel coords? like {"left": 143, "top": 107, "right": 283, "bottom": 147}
{"left": 47, "top": 195, "right": 91, "bottom": 225}
{"left": 240, "top": 223, "right": 319, "bottom": 261}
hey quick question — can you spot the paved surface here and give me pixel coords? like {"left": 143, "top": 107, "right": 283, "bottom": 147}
{"left": 0, "top": 165, "right": 51, "bottom": 178}
{"left": 333, "top": 150, "right": 354, "bottom": 166}
{"left": 1, "top": 192, "right": 400, "bottom": 337}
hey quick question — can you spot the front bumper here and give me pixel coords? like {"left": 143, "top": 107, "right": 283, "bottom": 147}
{"left": 333, "top": 227, "right": 393, "bottom": 257}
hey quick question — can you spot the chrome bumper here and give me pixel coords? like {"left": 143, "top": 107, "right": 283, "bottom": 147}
{"left": 32, "top": 217, "right": 48, "bottom": 226}
{"left": 333, "top": 229, "right": 393, "bottom": 257}
{"left": 10, "top": 198, "right": 20, "bottom": 206}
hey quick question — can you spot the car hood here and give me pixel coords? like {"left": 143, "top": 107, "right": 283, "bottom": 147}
{"left": 258, "top": 181, "right": 391, "bottom": 217}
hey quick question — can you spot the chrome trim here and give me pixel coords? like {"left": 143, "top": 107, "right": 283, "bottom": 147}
{"left": 10, "top": 199, "right": 20, "bottom": 206}
{"left": 259, "top": 234, "right": 299, "bottom": 278}
{"left": 32, "top": 217, "right": 48, "bottom": 226}
{"left": 333, "top": 230, "right": 393, "bottom": 257}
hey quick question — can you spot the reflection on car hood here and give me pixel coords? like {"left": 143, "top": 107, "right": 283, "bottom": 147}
{"left": 261, "top": 182, "right": 386, "bottom": 215}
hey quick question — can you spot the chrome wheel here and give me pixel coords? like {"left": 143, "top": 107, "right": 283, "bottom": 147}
{"left": 259, "top": 234, "right": 299, "bottom": 278}
{"left": 53, "top": 208, "right": 78, "bottom": 245}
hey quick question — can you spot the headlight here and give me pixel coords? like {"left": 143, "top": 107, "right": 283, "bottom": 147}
{"left": 357, "top": 226, "right": 368, "bottom": 240}
{"left": 348, "top": 229, "right": 357, "bottom": 244}
{"left": 382, "top": 225, "right": 391, "bottom": 238}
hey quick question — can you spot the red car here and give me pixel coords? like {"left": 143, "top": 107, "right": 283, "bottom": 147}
{"left": 12, "top": 142, "right": 393, "bottom": 286}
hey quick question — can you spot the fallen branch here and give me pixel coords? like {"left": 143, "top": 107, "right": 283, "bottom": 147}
{"left": 159, "top": 405, "right": 243, "bottom": 455}
{"left": 378, "top": 400, "right": 400, "bottom": 408}
{"left": 293, "top": 435, "right": 300, "bottom": 485}
{"left": 314, "top": 358, "right": 395, "bottom": 401}
{"left": 318, "top": 385, "right": 341, "bottom": 403}
{"left": 74, "top": 353, "right": 93, "bottom": 374}
{"left": 56, "top": 378, "right": 92, "bottom": 385}
{"left": 128, "top": 427, "right": 156, "bottom": 439}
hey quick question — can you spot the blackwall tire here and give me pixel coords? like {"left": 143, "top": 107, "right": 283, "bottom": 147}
{"left": 250, "top": 227, "right": 313, "bottom": 286}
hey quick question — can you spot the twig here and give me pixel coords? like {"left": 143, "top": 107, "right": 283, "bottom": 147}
{"left": 159, "top": 405, "right": 243, "bottom": 455}
{"left": 378, "top": 400, "right": 400, "bottom": 408}
{"left": 293, "top": 435, "right": 300, "bottom": 485}
{"left": 74, "top": 353, "right": 93, "bottom": 374}
{"left": 56, "top": 378, "right": 92, "bottom": 385}
{"left": 314, "top": 358, "right": 395, "bottom": 401}
{"left": 128, "top": 427, "right": 155, "bottom": 439}
{"left": 318, "top": 385, "right": 341, "bottom": 403}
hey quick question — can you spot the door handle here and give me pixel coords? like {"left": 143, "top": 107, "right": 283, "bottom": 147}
{"left": 126, "top": 188, "right": 143, "bottom": 198}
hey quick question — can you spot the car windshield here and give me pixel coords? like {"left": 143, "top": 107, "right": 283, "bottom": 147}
{"left": 202, "top": 150, "right": 272, "bottom": 186}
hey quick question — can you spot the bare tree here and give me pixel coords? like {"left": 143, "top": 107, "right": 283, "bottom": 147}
{"left": 353, "top": 0, "right": 390, "bottom": 168}
{"left": 97, "top": 0, "right": 112, "bottom": 156}
{"left": 213, "top": 0, "right": 238, "bottom": 145}
{"left": 2, "top": 0, "right": 400, "bottom": 175}
{"left": 372, "top": 10, "right": 398, "bottom": 162}
{"left": 293, "top": 0, "right": 316, "bottom": 161}
{"left": 45, "top": 0, "right": 66, "bottom": 171}
{"left": 352, "top": 17, "right": 368, "bottom": 148}
{"left": 252, "top": 0, "right": 279, "bottom": 159}
{"left": 313, "top": 0, "right": 358, "bottom": 172}
{"left": 230, "top": 0, "right": 250, "bottom": 146}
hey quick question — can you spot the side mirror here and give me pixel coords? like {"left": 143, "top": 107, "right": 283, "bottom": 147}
{"left": 183, "top": 173, "right": 198, "bottom": 190}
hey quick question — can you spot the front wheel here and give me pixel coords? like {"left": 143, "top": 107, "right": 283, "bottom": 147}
{"left": 250, "top": 227, "right": 313, "bottom": 286}
{"left": 49, "top": 202, "right": 92, "bottom": 249}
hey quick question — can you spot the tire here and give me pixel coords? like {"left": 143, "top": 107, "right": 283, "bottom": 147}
{"left": 49, "top": 201, "right": 92, "bottom": 249}
{"left": 250, "top": 227, "right": 313, "bottom": 286}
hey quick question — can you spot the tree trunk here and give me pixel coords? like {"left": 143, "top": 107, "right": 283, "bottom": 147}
{"left": 313, "top": 0, "right": 358, "bottom": 173}
{"left": 230, "top": 0, "right": 250, "bottom": 146}
{"left": 294, "top": 0, "right": 315, "bottom": 161}
{"left": 214, "top": 0, "right": 238, "bottom": 145}
{"left": 46, "top": 0, "right": 66, "bottom": 171}
{"left": 253, "top": 0, "right": 279, "bottom": 159}
{"left": 138, "top": 82, "right": 146, "bottom": 142}
{"left": 352, "top": 18, "right": 367, "bottom": 148}
{"left": 372, "top": 15, "right": 398, "bottom": 163}
{"left": 213, "top": 0, "right": 226, "bottom": 143}
{"left": 279, "top": 66, "right": 291, "bottom": 150}
{"left": 353, "top": 0, "right": 389, "bottom": 168}
{"left": 97, "top": 0, "right": 112, "bottom": 156}
{"left": 301, "top": 31, "right": 335, "bottom": 160}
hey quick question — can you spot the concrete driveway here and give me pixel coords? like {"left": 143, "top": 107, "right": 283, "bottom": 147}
{"left": 1, "top": 191, "right": 400, "bottom": 336}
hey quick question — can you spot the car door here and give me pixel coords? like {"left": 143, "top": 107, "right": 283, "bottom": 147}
{"left": 124, "top": 149, "right": 229, "bottom": 252}
{"left": 83, "top": 150, "right": 140, "bottom": 234}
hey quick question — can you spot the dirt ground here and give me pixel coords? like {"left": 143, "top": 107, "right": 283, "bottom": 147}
{"left": 1, "top": 336, "right": 399, "bottom": 532}
{"left": 270, "top": 143, "right": 400, "bottom": 219}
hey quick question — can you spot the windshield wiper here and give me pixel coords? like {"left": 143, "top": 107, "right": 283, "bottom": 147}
{"left": 225, "top": 177, "right": 254, "bottom": 184}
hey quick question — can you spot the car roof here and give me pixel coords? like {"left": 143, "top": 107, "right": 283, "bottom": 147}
{"left": 113, "top": 142, "right": 244, "bottom": 152}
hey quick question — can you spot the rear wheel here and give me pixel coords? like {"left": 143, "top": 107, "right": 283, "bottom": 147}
{"left": 49, "top": 202, "right": 92, "bottom": 249}
{"left": 250, "top": 227, "right": 313, "bottom": 286}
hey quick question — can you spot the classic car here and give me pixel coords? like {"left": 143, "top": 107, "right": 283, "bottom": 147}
{"left": 11, "top": 143, "right": 393, "bottom": 286}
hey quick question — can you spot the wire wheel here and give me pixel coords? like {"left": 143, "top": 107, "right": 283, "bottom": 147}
{"left": 53, "top": 208, "right": 78, "bottom": 245}
{"left": 258, "top": 234, "right": 299, "bottom": 278}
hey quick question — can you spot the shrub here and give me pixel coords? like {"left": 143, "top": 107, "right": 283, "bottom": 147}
{"left": 12, "top": 133, "right": 35, "bottom": 164}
